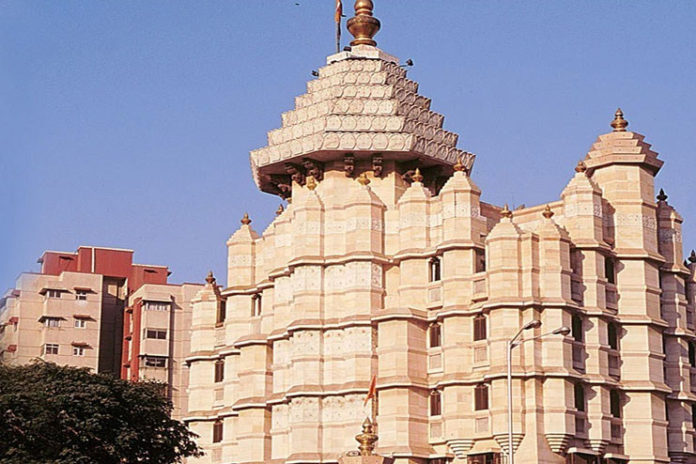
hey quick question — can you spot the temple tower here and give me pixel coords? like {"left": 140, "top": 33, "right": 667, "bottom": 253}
{"left": 185, "top": 3, "right": 694, "bottom": 464}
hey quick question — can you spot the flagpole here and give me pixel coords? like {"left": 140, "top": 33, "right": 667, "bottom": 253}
{"left": 336, "top": 14, "right": 341, "bottom": 53}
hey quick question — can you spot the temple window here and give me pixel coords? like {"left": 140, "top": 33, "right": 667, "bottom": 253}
{"left": 473, "top": 314, "right": 487, "bottom": 341}
{"left": 429, "top": 323, "right": 442, "bottom": 348}
{"left": 429, "top": 257, "right": 441, "bottom": 282}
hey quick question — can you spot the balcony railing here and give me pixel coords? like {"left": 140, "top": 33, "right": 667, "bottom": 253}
{"left": 610, "top": 420, "right": 622, "bottom": 442}
{"left": 575, "top": 415, "right": 586, "bottom": 437}
{"left": 608, "top": 352, "right": 620, "bottom": 377}
{"left": 571, "top": 278, "right": 583, "bottom": 304}
{"left": 572, "top": 343, "right": 585, "bottom": 371}
{"left": 605, "top": 286, "right": 618, "bottom": 310}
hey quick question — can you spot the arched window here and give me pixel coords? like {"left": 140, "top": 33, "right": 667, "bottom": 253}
{"left": 213, "top": 420, "right": 223, "bottom": 443}
{"left": 214, "top": 359, "right": 225, "bottom": 383}
{"left": 474, "top": 384, "right": 489, "bottom": 411}
{"left": 429, "top": 390, "right": 442, "bottom": 416}
{"left": 429, "top": 323, "right": 442, "bottom": 348}
{"left": 610, "top": 390, "right": 622, "bottom": 418}
{"left": 607, "top": 322, "right": 618, "bottom": 350}
{"left": 473, "top": 314, "right": 487, "bottom": 341}
{"left": 251, "top": 294, "right": 262, "bottom": 317}
{"left": 574, "top": 383, "right": 585, "bottom": 412}
{"left": 429, "top": 257, "right": 441, "bottom": 282}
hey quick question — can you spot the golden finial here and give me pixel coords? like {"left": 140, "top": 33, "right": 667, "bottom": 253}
{"left": 542, "top": 204, "right": 554, "bottom": 219}
{"left": 358, "top": 172, "right": 371, "bottom": 186}
{"left": 241, "top": 213, "right": 251, "bottom": 225}
{"left": 276, "top": 204, "right": 284, "bottom": 216}
{"left": 347, "top": 0, "right": 381, "bottom": 47}
{"left": 306, "top": 175, "right": 317, "bottom": 191}
{"left": 355, "top": 417, "right": 378, "bottom": 456}
{"left": 657, "top": 188, "right": 668, "bottom": 202}
{"left": 610, "top": 108, "right": 628, "bottom": 132}
{"left": 501, "top": 203, "right": 513, "bottom": 219}
{"left": 412, "top": 168, "right": 423, "bottom": 183}
{"left": 453, "top": 156, "right": 464, "bottom": 172}
{"left": 575, "top": 160, "right": 587, "bottom": 173}
{"left": 205, "top": 271, "right": 216, "bottom": 285}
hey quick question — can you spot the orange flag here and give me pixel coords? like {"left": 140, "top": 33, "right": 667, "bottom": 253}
{"left": 363, "top": 375, "right": 377, "bottom": 407}
{"left": 335, "top": 0, "right": 342, "bottom": 23}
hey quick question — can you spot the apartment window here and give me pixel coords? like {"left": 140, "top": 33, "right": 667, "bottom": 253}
{"left": 689, "top": 342, "right": 696, "bottom": 367}
{"left": 144, "top": 301, "right": 170, "bottom": 311}
{"left": 144, "top": 356, "right": 167, "bottom": 368}
{"left": 473, "top": 314, "right": 487, "bottom": 341}
{"left": 572, "top": 314, "right": 584, "bottom": 342}
{"left": 475, "top": 249, "right": 486, "bottom": 273}
{"left": 145, "top": 329, "right": 167, "bottom": 340}
{"left": 605, "top": 257, "right": 616, "bottom": 284}
{"left": 214, "top": 359, "right": 225, "bottom": 383}
{"left": 610, "top": 390, "right": 622, "bottom": 418}
{"left": 44, "top": 317, "right": 61, "bottom": 328}
{"left": 75, "top": 290, "right": 88, "bottom": 301}
{"left": 430, "top": 390, "right": 442, "bottom": 416}
{"left": 429, "top": 257, "right": 441, "bottom": 282}
{"left": 474, "top": 384, "right": 489, "bottom": 411}
{"left": 251, "top": 294, "right": 262, "bottom": 317}
{"left": 43, "top": 343, "right": 59, "bottom": 355}
{"left": 574, "top": 383, "right": 585, "bottom": 412}
{"left": 213, "top": 420, "right": 223, "bottom": 443}
{"left": 46, "top": 289, "right": 61, "bottom": 299}
{"left": 216, "top": 299, "right": 227, "bottom": 325}
{"left": 74, "top": 319, "right": 87, "bottom": 329}
{"left": 608, "top": 322, "right": 619, "bottom": 350}
{"left": 73, "top": 346, "right": 85, "bottom": 357}
{"left": 429, "top": 323, "right": 442, "bottom": 348}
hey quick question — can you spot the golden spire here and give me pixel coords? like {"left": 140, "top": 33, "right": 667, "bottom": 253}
{"left": 610, "top": 108, "right": 628, "bottom": 132}
{"left": 575, "top": 160, "right": 587, "bottom": 173}
{"left": 412, "top": 167, "right": 423, "bottom": 183}
{"left": 453, "top": 155, "right": 464, "bottom": 172}
{"left": 355, "top": 417, "right": 378, "bottom": 456}
{"left": 358, "top": 172, "right": 371, "bottom": 185}
{"left": 306, "top": 175, "right": 317, "bottom": 191}
{"left": 542, "top": 204, "right": 554, "bottom": 219}
{"left": 205, "top": 271, "right": 216, "bottom": 285}
{"left": 347, "top": 0, "right": 381, "bottom": 47}
{"left": 276, "top": 204, "right": 284, "bottom": 216}
{"left": 501, "top": 203, "right": 513, "bottom": 219}
{"left": 241, "top": 213, "right": 251, "bottom": 225}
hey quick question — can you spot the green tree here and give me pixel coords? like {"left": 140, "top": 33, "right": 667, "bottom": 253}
{"left": 0, "top": 361, "right": 202, "bottom": 464}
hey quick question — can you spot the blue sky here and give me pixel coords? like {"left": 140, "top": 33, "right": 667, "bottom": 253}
{"left": 1, "top": 1, "right": 695, "bottom": 288}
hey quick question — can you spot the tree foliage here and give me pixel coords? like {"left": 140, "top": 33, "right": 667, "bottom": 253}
{"left": 0, "top": 362, "right": 202, "bottom": 464}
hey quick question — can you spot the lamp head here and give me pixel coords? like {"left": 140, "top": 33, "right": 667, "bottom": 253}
{"left": 523, "top": 320, "right": 542, "bottom": 331}
{"left": 553, "top": 326, "right": 571, "bottom": 336}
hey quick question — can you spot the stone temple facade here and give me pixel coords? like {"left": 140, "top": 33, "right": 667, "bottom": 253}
{"left": 185, "top": 3, "right": 696, "bottom": 464}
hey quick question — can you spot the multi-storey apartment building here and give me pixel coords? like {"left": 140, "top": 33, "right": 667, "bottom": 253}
{"left": 0, "top": 245, "right": 201, "bottom": 418}
{"left": 184, "top": 2, "right": 696, "bottom": 464}
{"left": 122, "top": 281, "right": 202, "bottom": 419}
{"left": 0, "top": 246, "right": 169, "bottom": 372}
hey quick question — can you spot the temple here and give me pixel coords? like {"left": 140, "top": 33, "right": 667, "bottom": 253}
{"left": 185, "top": 2, "right": 696, "bottom": 463}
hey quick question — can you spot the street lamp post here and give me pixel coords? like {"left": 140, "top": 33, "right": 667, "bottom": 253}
{"left": 506, "top": 321, "right": 570, "bottom": 464}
